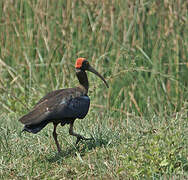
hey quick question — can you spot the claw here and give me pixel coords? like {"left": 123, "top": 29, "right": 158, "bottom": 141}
{"left": 76, "top": 135, "right": 92, "bottom": 144}
{"left": 76, "top": 136, "right": 81, "bottom": 144}
{"left": 69, "top": 122, "right": 93, "bottom": 145}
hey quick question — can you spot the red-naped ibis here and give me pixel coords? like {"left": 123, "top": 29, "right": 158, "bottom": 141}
{"left": 19, "top": 58, "right": 108, "bottom": 153}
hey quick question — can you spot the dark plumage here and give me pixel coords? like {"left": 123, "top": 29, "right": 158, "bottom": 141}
{"left": 19, "top": 58, "right": 108, "bottom": 152}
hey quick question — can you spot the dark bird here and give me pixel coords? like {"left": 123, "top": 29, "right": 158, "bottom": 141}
{"left": 19, "top": 58, "right": 109, "bottom": 153}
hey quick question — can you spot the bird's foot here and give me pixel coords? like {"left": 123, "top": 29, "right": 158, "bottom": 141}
{"left": 76, "top": 135, "right": 93, "bottom": 144}
{"left": 57, "top": 147, "right": 62, "bottom": 154}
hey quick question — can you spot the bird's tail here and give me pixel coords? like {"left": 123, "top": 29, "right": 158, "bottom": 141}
{"left": 22, "top": 120, "right": 49, "bottom": 134}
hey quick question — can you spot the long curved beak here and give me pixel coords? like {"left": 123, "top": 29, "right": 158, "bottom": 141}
{"left": 88, "top": 65, "right": 109, "bottom": 88}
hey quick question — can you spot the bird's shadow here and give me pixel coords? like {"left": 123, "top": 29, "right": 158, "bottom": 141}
{"left": 46, "top": 136, "right": 110, "bottom": 163}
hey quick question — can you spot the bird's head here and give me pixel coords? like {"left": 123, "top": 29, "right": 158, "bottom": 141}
{"left": 75, "top": 58, "right": 109, "bottom": 88}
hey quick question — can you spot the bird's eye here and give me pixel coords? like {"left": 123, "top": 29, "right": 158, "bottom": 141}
{"left": 81, "top": 60, "right": 89, "bottom": 69}
{"left": 83, "top": 60, "right": 88, "bottom": 64}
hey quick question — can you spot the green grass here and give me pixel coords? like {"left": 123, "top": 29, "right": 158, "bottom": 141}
{"left": 0, "top": 0, "right": 188, "bottom": 179}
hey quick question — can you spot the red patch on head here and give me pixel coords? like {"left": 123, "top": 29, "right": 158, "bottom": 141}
{"left": 75, "top": 58, "right": 86, "bottom": 68}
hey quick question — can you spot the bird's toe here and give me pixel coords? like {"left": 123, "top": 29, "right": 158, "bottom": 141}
{"left": 76, "top": 135, "right": 93, "bottom": 144}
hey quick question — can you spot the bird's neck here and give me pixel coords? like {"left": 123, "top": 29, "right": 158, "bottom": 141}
{"left": 76, "top": 69, "right": 89, "bottom": 94}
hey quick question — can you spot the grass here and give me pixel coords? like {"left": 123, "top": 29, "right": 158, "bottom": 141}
{"left": 0, "top": 0, "right": 188, "bottom": 179}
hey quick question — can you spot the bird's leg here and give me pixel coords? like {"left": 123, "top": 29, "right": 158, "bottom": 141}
{"left": 53, "top": 123, "right": 61, "bottom": 153}
{"left": 69, "top": 122, "right": 92, "bottom": 144}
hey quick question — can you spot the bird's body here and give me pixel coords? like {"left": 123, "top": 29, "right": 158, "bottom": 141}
{"left": 20, "top": 87, "right": 90, "bottom": 133}
{"left": 19, "top": 58, "right": 108, "bottom": 152}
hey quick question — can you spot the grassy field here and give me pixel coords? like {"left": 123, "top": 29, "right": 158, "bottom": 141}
{"left": 0, "top": 0, "right": 188, "bottom": 179}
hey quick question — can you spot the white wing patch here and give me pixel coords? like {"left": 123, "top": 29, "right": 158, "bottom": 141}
{"left": 60, "top": 99, "right": 66, "bottom": 105}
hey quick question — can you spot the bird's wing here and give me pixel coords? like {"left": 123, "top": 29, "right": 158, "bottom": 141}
{"left": 19, "top": 87, "right": 89, "bottom": 125}
{"left": 19, "top": 89, "right": 65, "bottom": 125}
{"left": 34, "top": 89, "right": 64, "bottom": 107}
{"left": 19, "top": 99, "right": 51, "bottom": 125}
